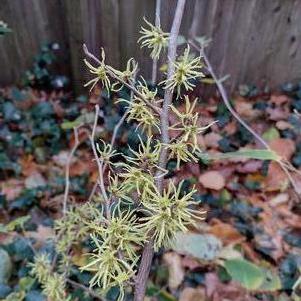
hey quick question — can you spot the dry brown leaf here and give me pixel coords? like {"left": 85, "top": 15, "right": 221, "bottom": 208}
{"left": 204, "top": 132, "right": 222, "bottom": 149}
{"left": 209, "top": 219, "right": 245, "bottom": 245}
{"left": 25, "top": 171, "right": 46, "bottom": 189}
{"left": 235, "top": 97, "right": 258, "bottom": 119}
{"left": 179, "top": 287, "right": 205, "bottom": 301}
{"left": 1, "top": 179, "right": 24, "bottom": 201}
{"left": 25, "top": 225, "right": 54, "bottom": 247}
{"left": 270, "top": 193, "right": 289, "bottom": 207}
{"left": 163, "top": 252, "right": 185, "bottom": 290}
{"left": 236, "top": 160, "right": 263, "bottom": 174}
{"left": 199, "top": 171, "right": 225, "bottom": 190}
{"left": 264, "top": 162, "right": 289, "bottom": 192}
{"left": 205, "top": 272, "right": 252, "bottom": 301}
{"left": 181, "top": 256, "right": 201, "bottom": 270}
{"left": 276, "top": 120, "right": 293, "bottom": 130}
{"left": 268, "top": 138, "right": 296, "bottom": 160}
{"left": 270, "top": 94, "right": 290, "bottom": 106}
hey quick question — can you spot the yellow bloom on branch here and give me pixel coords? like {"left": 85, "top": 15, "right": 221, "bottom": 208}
{"left": 138, "top": 18, "right": 169, "bottom": 59}
{"left": 84, "top": 48, "right": 110, "bottom": 91}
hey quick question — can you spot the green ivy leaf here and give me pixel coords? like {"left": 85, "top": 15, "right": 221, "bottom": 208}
{"left": 6, "top": 216, "right": 31, "bottom": 232}
{"left": 224, "top": 259, "right": 265, "bottom": 290}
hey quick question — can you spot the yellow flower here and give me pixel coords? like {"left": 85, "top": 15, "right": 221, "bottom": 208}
{"left": 162, "top": 45, "right": 205, "bottom": 96}
{"left": 139, "top": 181, "right": 202, "bottom": 250}
{"left": 138, "top": 18, "right": 169, "bottom": 59}
{"left": 84, "top": 48, "right": 110, "bottom": 91}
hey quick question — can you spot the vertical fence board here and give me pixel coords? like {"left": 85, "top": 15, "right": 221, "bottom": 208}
{"left": 1, "top": 0, "right": 301, "bottom": 93}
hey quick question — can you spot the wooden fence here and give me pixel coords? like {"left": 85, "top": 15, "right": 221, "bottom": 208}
{"left": 1, "top": 0, "right": 301, "bottom": 94}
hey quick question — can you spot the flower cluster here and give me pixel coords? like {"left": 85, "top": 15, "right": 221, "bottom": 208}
{"left": 162, "top": 45, "right": 205, "bottom": 96}
{"left": 81, "top": 208, "right": 145, "bottom": 300}
{"left": 140, "top": 181, "right": 202, "bottom": 250}
{"left": 170, "top": 95, "right": 217, "bottom": 155}
{"left": 84, "top": 48, "right": 110, "bottom": 91}
{"left": 138, "top": 18, "right": 169, "bottom": 59}
{"left": 30, "top": 253, "right": 70, "bottom": 301}
{"left": 30, "top": 17, "right": 209, "bottom": 301}
{"left": 121, "top": 80, "right": 161, "bottom": 135}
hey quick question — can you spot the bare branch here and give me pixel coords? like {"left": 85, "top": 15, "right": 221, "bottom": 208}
{"left": 134, "top": 2, "right": 186, "bottom": 301}
{"left": 67, "top": 279, "right": 105, "bottom": 300}
{"left": 189, "top": 40, "right": 270, "bottom": 149}
{"left": 90, "top": 105, "right": 111, "bottom": 219}
{"left": 151, "top": 0, "right": 161, "bottom": 84}
{"left": 189, "top": 39, "right": 301, "bottom": 196}
{"left": 156, "top": 0, "right": 186, "bottom": 192}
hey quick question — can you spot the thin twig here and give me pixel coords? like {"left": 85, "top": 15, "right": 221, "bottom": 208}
{"left": 133, "top": 2, "right": 186, "bottom": 301}
{"left": 88, "top": 72, "right": 137, "bottom": 203}
{"left": 83, "top": 44, "right": 161, "bottom": 116}
{"left": 151, "top": 0, "right": 161, "bottom": 84}
{"left": 67, "top": 279, "right": 105, "bottom": 300}
{"left": 189, "top": 40, "right": 270, "bottom": 149}
{"left": 63, "top": 125, "right": 81, "bottom": 215}
{"left": 90, "top": 105, "right": 111, "bottom": 219}
{"left": 189, "top": 39, "right": 300, "bottom": 195}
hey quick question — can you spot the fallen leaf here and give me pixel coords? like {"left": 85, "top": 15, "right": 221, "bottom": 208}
{"left": 205, "top": 272, "right": 250, "bottom": 301}
{"left": 224, "top": 258, "right": 265, "bottom": 290}
{"left": 163, "top": 252, "right": 185, "bottom": 290}
{"left": 266, "top": 106, "right": 290, "bottom": 121}
{"left": 181, "top": 256, "right": 201, "bottom": 270}
{"left": 25, "top": 225, "right": 54, "bottom": 246}
{"left": 25, "top": 171, "right": 46, "bottom": 189}
{"left": 209, "top": 219, "right": 244, "bottom": 245}
{"left": 264, "top": 162, "right": 289, "bottom": 191}
{"left": 172, "top": 233, "right": 222, "bottom": 260}
{"left": 268, "top": 138, "right": 296, "bottom": 160}
{"left": 235, "top": 97, "right": 258, "bottom": 119}
{"left": 270, "top": 94, "right": 290, "bottom": 106}
{"left": 276, "top": 120, "right": 293, "bottom": 130}
{"left": 179, "top": 287, "right": 205, "bottom": 301}
{"left": 199, "top": 171, "right": 225, "bottom": 190}
{"left": 52, "top": 151, "right": 70, "bottom": 167}
{"left": 204, "top": 132, "right": 222, "bottom": 148}
{"left": 236, "top": 160, "right": 263, "bottom": 173}
{"left": 270, "top": 193, "right": 289, "bottom": 207}
{"left": 1, "top": 179, "right": 23, "bottom": 201}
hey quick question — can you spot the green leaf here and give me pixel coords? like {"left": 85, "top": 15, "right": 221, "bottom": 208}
{"left": 61, "top": 119, "right": 82, "bottom": 130}
{"left": 61, "top": 112, "right": 95, "bottom": 129}
{"left": 172, "top": 233, "right": 222, "bottom": 261}
{"left": 262, "top": 127, "right": 280, "bottom": 141}
{"left": 259, "top": 269, "right": 282, "bottom": 292}
{"left": 200, "top": 149, "right": 280, "bottom": 162}
{"left": 6, "top": 216, "right": 31, "bottom": 232}
{"left": 224, "top": 259, "right": 265, "bottom": 290}
{"left": 19, "top": 277, "right": 35, "bottom": 292}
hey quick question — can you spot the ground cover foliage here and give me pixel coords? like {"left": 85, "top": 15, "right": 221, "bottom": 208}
{"left": 0, "top": 19, "right": 301, "bottom": 301}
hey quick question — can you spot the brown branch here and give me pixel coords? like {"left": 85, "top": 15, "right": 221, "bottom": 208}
{"left": 133, "top": 2, "right": 186, "bottom": 301}
{"left": 156, "top": 0, "right": 186, "bottom": 192}
{"left": 67, "top": 279, "right": 105, "bottom": 300}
